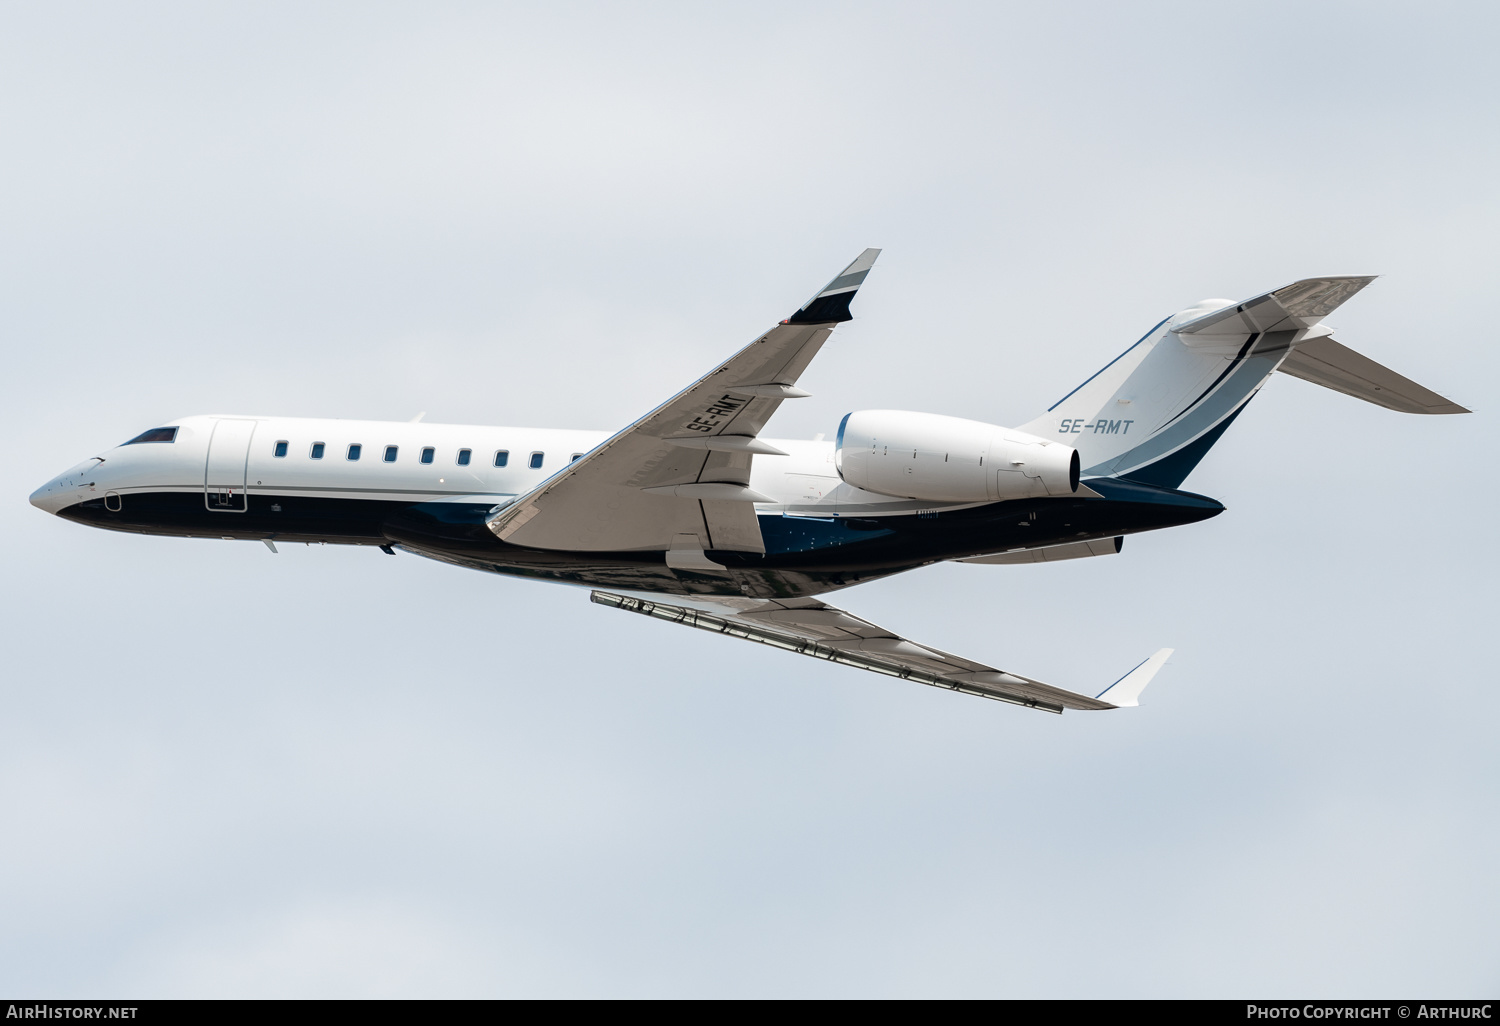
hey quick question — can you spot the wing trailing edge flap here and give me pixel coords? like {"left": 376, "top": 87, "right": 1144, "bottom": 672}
{"left": 489, "top": 249, "right": 882, "bottom": 554}
{"left": 591, "top": 590, "right": 1170, "bottom": 714}
{"left": 959, "top": 536, "right": 1122, "bottom": 565}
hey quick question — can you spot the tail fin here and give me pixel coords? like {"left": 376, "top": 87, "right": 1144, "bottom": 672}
{"left": 1019, "top": 277, "right": 1468, "bottom": 488}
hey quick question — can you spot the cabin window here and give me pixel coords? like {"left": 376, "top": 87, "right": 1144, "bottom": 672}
{"left": 347, "top": 444, "right": 362, "bottom": 461}
{"left": 570, "top": 453, "right": 583, "bottom": 462}
{"left": 456, "top": 449, "right": 472, "bottom": 466}
{"left": 122, "top": 427, "right": 178, "bottom": 445}
{"left": 420, "top": 447, "right": 435, "bottom": 465}
{"left": 273, "top": 440, "right": 289, "bottom": 458}
{"left": 384, "top": 445, "right": 398, "bottom": 463}
{"left": 493, "top": 450, "right": 509, "bottom": 468}
{"left": 310, "top": 442, "right": 326, "bottom": 459}
{"left": 529, "top": 451, "right": 544, "bottom": 469}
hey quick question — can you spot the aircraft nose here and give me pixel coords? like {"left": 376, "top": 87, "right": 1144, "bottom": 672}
{"left": 30, "top": 478, "right": 71, "bottom": 515}
{"left": 30, "top": 461, "right": 98, "bottom": 515}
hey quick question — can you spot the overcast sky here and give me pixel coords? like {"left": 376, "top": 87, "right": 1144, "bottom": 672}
{"left": 3, "top": 1, "right": 1496, "bottom": 998}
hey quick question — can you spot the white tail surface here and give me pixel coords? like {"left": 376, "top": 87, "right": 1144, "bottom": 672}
{"left": 1018, "top": 276, "right": 1463, "bottom": 489}
{"left": 1277, "top": 337, "right": 1469, "bottom": 415}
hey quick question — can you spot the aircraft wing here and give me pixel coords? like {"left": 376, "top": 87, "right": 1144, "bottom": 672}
{"left": 592, "top": 590, "right": 1171, "bottom": 713}
{"left": 489, "top": 249, "right": 881, "bottom": 554}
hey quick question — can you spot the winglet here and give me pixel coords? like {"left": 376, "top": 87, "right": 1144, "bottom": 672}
{"left": 787, "top": 248, "right": 881, "bottom": 325}
{"left": 1094, "top": 648, "right": 1173, "bottom": 708}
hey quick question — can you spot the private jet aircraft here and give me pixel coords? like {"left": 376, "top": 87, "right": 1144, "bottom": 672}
{"left": 29, "top": 250, "right": 1468, "bottom": 713}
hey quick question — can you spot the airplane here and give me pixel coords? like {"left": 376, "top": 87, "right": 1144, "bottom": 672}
{"left": 28, "top": 250, "right": 1469, "bottom": 715}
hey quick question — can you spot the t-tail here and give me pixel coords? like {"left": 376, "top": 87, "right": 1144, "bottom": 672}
{"left": 1019, "top": 277, "right": 1469, "bottom": 488}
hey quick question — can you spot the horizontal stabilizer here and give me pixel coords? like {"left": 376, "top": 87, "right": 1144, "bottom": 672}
{"left": 1277, "top": 337, "right": 1470, "bottom": 415}
{"left": 592, "top": 590, "right": 1168, "bottom": 714}
{"left": 1173, "top": 276, "right": 1377, "bottom": 336}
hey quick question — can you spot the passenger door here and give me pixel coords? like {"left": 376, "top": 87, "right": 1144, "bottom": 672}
{"left": 205, "top": 418, "right": 257, "bottom": 512}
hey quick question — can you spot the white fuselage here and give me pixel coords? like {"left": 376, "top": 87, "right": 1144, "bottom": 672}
{"left": 29, "top": 414, "right": 860, "bottom": 522}
{"left": 27, "top": 410, "right": 1224, "bottom": 604}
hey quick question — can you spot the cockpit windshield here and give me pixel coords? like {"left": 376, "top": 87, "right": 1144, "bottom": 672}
{"left": 122, "top": 427, "right": 179, "bottom": 445}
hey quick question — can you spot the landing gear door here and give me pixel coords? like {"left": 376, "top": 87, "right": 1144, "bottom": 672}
{"left": 205, "top": 418, "right": 257, "bottom": 512}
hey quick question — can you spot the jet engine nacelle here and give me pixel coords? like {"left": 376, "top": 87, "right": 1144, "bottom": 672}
{"left": 835, "top": 410, "right": 1080, "bottom": 502}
